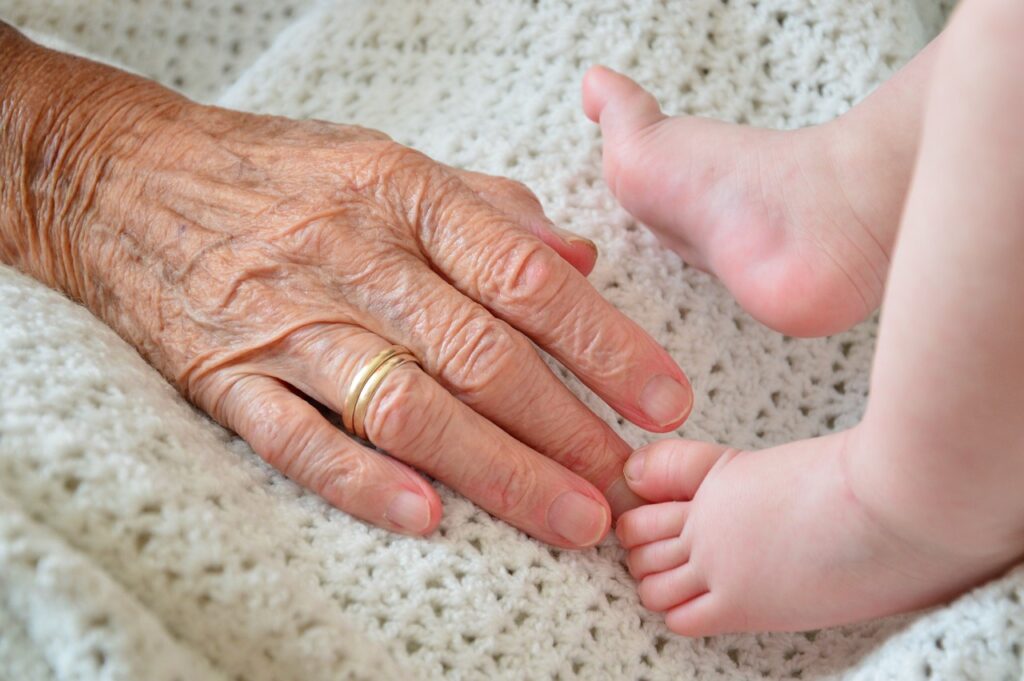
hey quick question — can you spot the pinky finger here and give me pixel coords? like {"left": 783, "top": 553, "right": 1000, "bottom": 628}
{"left": 221, "top": 375, "right": 442, "bottom": 535}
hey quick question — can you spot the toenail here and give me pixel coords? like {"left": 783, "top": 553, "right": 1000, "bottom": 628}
{"left": 605, "top": 477, "right": 644, "bottom": 515}
{"left": 624, "top": 450, "right": 647, "bottom": 483}
{"left": 547, "top": 491, "right": 608, "bottom": 547}
{"left": 638, "top": 374, "right": 692, "bottom": 428}
{"left": 385, "top": 490, "right": 431, "bottom": 533}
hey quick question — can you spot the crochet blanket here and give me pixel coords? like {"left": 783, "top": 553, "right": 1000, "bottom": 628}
{"left": 2, "top": 1, "right": 1021, "bottom": 680}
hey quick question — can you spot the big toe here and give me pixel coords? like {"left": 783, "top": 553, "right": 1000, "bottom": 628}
{"left": 624, "top": 440, "right": 728, "bottom": 502}
{"left": 582, "top": 65, "right": 665, "bottom": 138}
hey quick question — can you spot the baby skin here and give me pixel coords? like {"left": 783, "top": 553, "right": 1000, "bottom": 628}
{"left": 585, "top": 0, "right": 1024, "bottom": 636}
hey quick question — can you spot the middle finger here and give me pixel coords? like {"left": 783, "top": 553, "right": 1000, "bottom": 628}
{"left": 419, "top": 182, "right": 693, "bottom": 433}
{"left": 341, "top": 258, "right": 644, "bottom": 513}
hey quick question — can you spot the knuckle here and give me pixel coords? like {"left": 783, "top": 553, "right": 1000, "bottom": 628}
{"left": 191, "top": 371, "right": 247, "bottom": 425}
{"left": 363, "top": 142, "right": 457, "bottom": 227}
{"left": 320, "top": 337, "right": 380, "bottom": 388}
{"left": 483, "top": 237, "right": 564, "bottom": 309}
{"left": 364, "top": 368, "right": 435, "bottom": 452}
{"left": 441, "top": 313, "right": 524, "bottom": 398}
{"left": 549, "top": 422, "right": 622, "bottom": 483}
{"left": 483, "top": 457, "right": 537, "bottom": 518}
{"left": 253, "top": 407, "right": 319, "bottom": 474}
{"left": 345, "top": 139, "right": 427, "bottom": 196}
{"left": 303, "top": 451, "right": 369, "bottom": 503}
{"left": 567, "top": 319, "right": 640, "bottom": 380}
{"left": 230, "top": 379, "right": 365, "bottom": 499}
{"left": 276, "top": 324, "right": 356, "bottom": 365}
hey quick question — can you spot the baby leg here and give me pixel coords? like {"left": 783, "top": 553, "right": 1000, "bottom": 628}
{"left": 617, "top": 0, "right": 1024, "bottom": 635}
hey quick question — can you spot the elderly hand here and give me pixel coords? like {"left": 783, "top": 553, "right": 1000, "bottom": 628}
{"left": 0, "top": 26, "right": 692, "bottom": 547}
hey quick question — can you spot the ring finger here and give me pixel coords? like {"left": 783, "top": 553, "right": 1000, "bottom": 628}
{"left": 266, "top": 325, "right": 613, "bottom": 548}
{"left": 212, "top": 373, "right": 443, "bottom": 535}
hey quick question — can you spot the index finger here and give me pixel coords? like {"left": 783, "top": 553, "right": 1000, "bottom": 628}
{"left": 422, "top": 187, "right": 693, "bottom": 433}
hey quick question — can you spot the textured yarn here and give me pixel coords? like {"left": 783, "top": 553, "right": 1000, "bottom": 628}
{"left": 1, "top": 1, "right": 1022, "bottom": 680}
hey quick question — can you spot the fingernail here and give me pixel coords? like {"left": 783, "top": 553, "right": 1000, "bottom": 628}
{"left": 605, "top": 477, "right": 644, "bottom": 516}
{"left": 623, "top": 450, "right": 646, "bottom": 484}
{"left": 386, "top": 490, "right": 431, "bottom": 534}
{"left": 554, "top": 226, "right": 599, "bottom": 255}
{"left": 547, "top": 491, "right": 609, "bottom": 547}
{"left": 638, "top": 374, "right": 692, "bottom": 428}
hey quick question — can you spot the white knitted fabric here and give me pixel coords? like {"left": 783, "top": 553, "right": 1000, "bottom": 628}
{"left": 1, "top": 1, "right": 1022, "bottom": 680}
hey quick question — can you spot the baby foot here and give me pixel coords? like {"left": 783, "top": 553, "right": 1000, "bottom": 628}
{"left": 582, "top": 66, "right": 904, "bottom": 337}
{"left": 616, "top": 433, "right": 1024, "bottom": 635}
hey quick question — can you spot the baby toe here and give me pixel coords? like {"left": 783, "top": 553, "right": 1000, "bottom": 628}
{"left": 638, "top": 562, "right": 707, "bottom": 613}
{"left": 627, "top": 536, "right": 689, "bottom": 579}
{"left": 615, "top": 501, "right": 688, "bottom": 548}
{"left": 624, "top": 440, "right": 729, "bottom": 502}
{"left": 664, "top": 593, "right": 736, "bottom": 637}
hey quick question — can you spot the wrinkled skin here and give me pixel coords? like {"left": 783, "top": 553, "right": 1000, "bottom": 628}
{"left": 0, "top": 27, "right": 693, "bottom": 547}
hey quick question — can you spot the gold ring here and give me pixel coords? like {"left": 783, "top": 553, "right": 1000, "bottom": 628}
{"left": 344, "top": 345, "right": 420, "bottom": 440}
